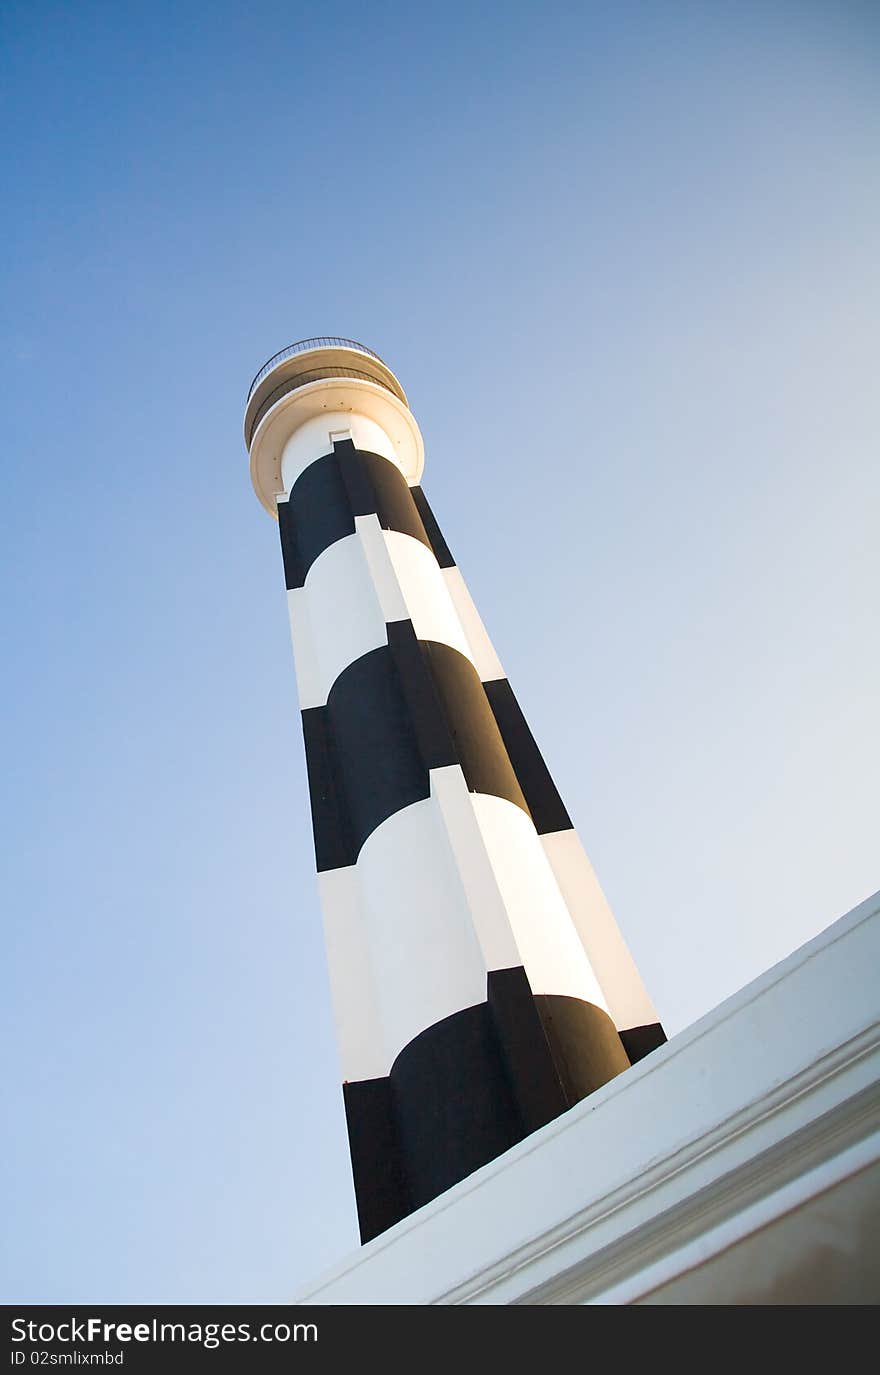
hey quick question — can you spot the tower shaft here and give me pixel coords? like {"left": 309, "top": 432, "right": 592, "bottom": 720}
{"left": 246, "top": 341, "right": 664, "bottom": 1243}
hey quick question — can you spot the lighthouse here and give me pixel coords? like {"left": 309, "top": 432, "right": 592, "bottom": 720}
{"left": 245, "top": 338, "right": 665, "bottom": 1245}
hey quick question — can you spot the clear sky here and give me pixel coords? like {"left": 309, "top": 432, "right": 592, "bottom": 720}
{"left": 2, "top": 0, "right": 878, "bottom": 1303}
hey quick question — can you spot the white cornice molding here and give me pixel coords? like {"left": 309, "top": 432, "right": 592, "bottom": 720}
{"left": 457, "top": 1028, "right": 880, "bottom": 1305}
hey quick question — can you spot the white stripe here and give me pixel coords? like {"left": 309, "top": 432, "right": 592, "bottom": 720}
{"left": 355, "top": 788, "right": 489, "bottom": 1074}
{"left": 317, "top": 867, "right": 387, "bottom": 1083}
{"left": 541, "top": 828, "right": 660, "bottom": 1030}
{"left": 317, "top": 774, "right": 616, "bottom": 1081}
{"left": 442, "top": 565, "right": 506, "bottom": 682}
{"left": 355, "top": 516, "right": 410, "bottom": 624}
{"left": 470, "top": 794, "right": 609, "bottom": 1010}
{"left": 286, "top": 586, "right": 322, "bottom": 710}
{"left": 288, "top": 534, "right": 388, "bottom": 710}
{"left": 382, "top": 530, "right": 473, "bottom": 662}
{"left": 286, "top": 523, "right": 485, "bottom": 709}
{"left": 431, "top": 766, "right": 524, "bottom": 974}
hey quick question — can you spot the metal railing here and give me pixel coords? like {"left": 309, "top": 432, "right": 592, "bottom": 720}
{"left": 246, "top": 366, "right": 394, "bottom": 447}
{"left": 246, "top": 337, "right": 385, "bottom": 402}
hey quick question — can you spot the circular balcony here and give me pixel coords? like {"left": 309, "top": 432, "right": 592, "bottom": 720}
{"left": 245, "top": 337, "right": 423, "bottom": 517}
{"left": 244, "top": 338, "right": 408, "bottom": 451}
{"left": 247, "top": 337, "right": 387, "bottom": 401}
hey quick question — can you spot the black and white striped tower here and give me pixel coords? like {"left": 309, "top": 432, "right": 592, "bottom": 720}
{"left": 245, "top": 339, "right": 665, "bottom": 1244}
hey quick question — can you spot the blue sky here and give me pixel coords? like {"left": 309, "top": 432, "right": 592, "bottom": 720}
{"left": 2, "top": 0, "right": 878, "bottom": 1302}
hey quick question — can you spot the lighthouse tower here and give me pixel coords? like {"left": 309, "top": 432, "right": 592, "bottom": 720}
{"left": 245, "top": 339, "right": 664, "bottom": 1244}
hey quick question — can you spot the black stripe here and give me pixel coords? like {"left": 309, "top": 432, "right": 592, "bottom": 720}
{"left": 337, "top": 441, "right": 430, "bottom": 551}
{"left": 533, "top": 993, "right": 631, "bottom": 1103}
{"left": 410, "top": 486, "right": 455, "bottom": 568}
{"left": 334, "top": 439, "right": 377, "bottom": 515}
{"left": 386, "top": 620, "right": 457, "bottom": 771}
{"left": 619, "top": 1022, "right": 667, "bottom": 1065}
{"left": 390, "top": 998, "right": 525, "bottom": 1218}
{"left": 277, "top": 496, "right": 304, "bottom": 590}
{"left": 343, "top": 966, "right": 633, "bottom": 1244}
{"left": 324, "top": 639, "right": 431, "bottom": 865}
{"left": 302, "top": 627, "right": 529, "bottom": 869}
{"left": 281, "top": 449, "right": 353, "bottom": 589}
{"left": 388, "top": 621, "right": 528, "bottom": 816}
{"left": 342, "top": 1078, "right": 411, "bottom": 1247}
{"left": 483, "top": 678, "right": 572, "bottom": 834}
{"left": 280, "top": 444, "right": 433, "bottom": 588}
{"left": 300, "top": 708, "right": 355, "bottom": 873}
{"left": 421, "top": 635, "right": 528, "bottom": 816}
{"left": 486, "top": 966, "right": 569, "bottom": 1134}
